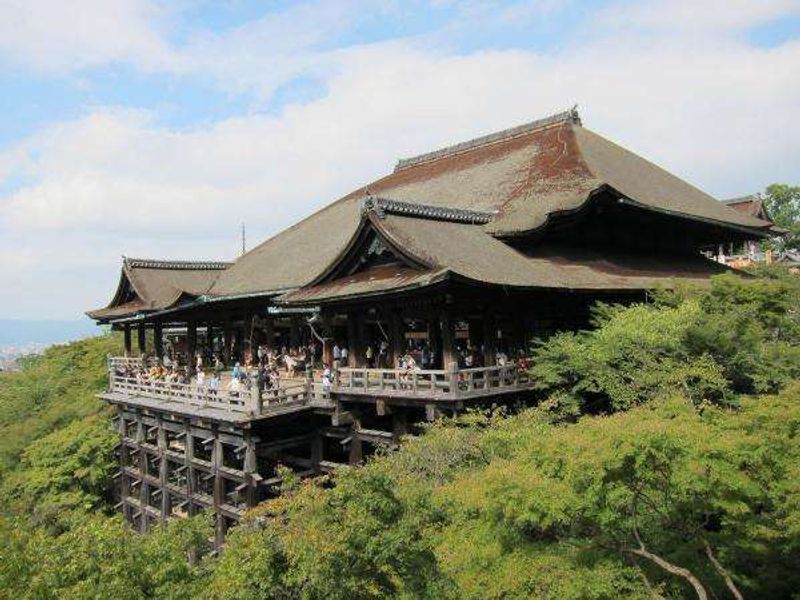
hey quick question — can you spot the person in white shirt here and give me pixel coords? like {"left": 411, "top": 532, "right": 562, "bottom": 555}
{"left": 341, "top": 346, "right": 349, "bottom": 365}
{"left": 196, "top": 369, "right": 206, "bottom": 391}
{"left": 332, "top": 343, "right": 342, "bottom": 370}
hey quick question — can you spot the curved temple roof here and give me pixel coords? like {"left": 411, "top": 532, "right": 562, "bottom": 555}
{"left": 86, "top": 257, "right": 231, "bottom": 322}
{"left": 209, "top": 109, "right": 772, "bottom": 299}
{"left": 89, "top": 109, "right": 775, "bottom": 320}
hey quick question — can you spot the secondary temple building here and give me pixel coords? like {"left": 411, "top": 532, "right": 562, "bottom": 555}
{"left": 88, "top": 109, "right": 775, "bottom": 547}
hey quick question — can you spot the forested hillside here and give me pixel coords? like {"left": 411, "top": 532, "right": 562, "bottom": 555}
{"left": 1, "top": 270, "right": 799, "bottom": 599}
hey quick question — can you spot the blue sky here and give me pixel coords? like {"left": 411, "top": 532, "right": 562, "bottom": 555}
{"left": 0, "top": 0, "right": 798, "bottom": 320}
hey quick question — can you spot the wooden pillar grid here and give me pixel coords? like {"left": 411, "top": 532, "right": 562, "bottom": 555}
{"left": 135, "top": 411, "right": 149, "bottom": 534}
{"left": 184, "top": 419, "right": 195, "bottom": 516}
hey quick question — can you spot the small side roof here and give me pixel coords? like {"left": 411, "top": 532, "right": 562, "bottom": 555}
{"left": 87, "top": 257, "right": 231, "bottom": 322}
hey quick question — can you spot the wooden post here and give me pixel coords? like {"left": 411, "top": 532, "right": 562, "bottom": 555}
{"left": 389, "top": 309, "right": 404, "bottom": 367}
{"left": 123, "top": 325, "right": 132, "bottom": 357}
{"left": 137, "top": 322, "right": 147, "bottom": 356}
{"left": 211, "top": 425, "right": 226, "bottom": 551}
{"left": 154, "top": 322, "right": 163, "bottom": 361}
{"left": 184, "top": 419, "right": 195, "bottom": 516}
{"left": 440, "top": 311, "right": 456, "bottom": 369}
{"left": 243, "top": 431, "right": 257, "bottom": 508}
{"left": 349, "top": 418, "right": 363, "bottom": 465}
{"left": 483, "top": 312, "right": 497, "bottom": 366}
{"left": 289, "top": 317, "right": 301, "bottom": 348}
{"left": 346, "top": 312, "right": 358, "bottom": 367}
{"left": 157, "top": 415, "right": 171, "bottom": 524}
{"left": 135, "top": 411, "right": 149, "bottom": 533}
{"left": 223, "top": 317, "right": 233, "bottom": 366}
{"left": 264, "top": 318, "right": 275, "bottom": 349}
{"left": 186, "top": 319, "right": 197, "bottom": 375}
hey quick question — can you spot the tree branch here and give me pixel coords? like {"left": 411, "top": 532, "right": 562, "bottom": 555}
{"left": 703, "top": 538, "right": 743, "bottom": 600}
{"left": 627, "top": 528, "right": 709, "bottom": 600}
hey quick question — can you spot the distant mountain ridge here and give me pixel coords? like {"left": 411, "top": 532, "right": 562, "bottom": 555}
{"left": 0, "top": 319, "right": 100, "bottom": 346}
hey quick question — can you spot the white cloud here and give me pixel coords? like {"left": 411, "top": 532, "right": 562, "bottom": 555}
{"left": 0, "top": 0, "right": 174, "bottom": 71}
{"left": 0, "top": 0, "right": 799, "bottom": 318}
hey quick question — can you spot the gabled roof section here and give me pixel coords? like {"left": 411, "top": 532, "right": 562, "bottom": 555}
{"left": 87, "top": 257, "right": 231, "bottom": 322}
{"left": 277, "top": 199, "right": 732, "bottom": 305}
{"left": 209, "top": 108, "right": 772, "bottom": 298}
{"left": 722, "top": 194, "right": 773, "bottom": 222}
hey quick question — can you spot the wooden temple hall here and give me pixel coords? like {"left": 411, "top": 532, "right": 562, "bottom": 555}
{"left": 87, "top": 108, "right": 775, "bottom": 546}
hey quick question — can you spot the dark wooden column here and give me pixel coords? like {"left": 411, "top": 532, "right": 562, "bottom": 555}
{"left": 289, "top": 317, "right": 301, "bottom": 348}
{"left": 223, "top": 316, "right": 232, "bottom": 366}
{"left": 389, "top": 309, "right": 404, "bottom": 367}
{"left": 233, "top": 324, "right": 243, "bottom": 364}
{"left": 483, "top": 311, "right": 497, "bottom": 366}
{"left": 154, "top": 322, "right": 163, "bottom": 361}
{"left": 440, "top": 311, "right": 456, "bottom": 369}
{"left": 346, "top": 312, "right": 360, "bottom": 367}
{"left": 264, "top": 318, "right": 275, "bottom": 349}
{"left": 186, "top": 319, "right": 197, "bottom": 374}
{"left": 137, "top": 322, "right": 147, "bottom": 356}
{"left": 123, "top": 325, "right": 132, "bottom": 357}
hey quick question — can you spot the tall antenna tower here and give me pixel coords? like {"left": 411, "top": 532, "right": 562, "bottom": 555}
{"left": 241, "top": 221, "right": 246, "bottom": 256}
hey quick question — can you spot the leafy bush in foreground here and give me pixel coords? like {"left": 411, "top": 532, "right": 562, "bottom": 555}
{"left": 530, "top": 271, "right": 800, "bottom": 414}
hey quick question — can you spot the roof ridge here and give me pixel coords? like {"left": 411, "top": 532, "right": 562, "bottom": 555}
{"left": 394, "top": 107, "right": 581, "bottom": 172}
{"left": 721, "top": 193, "right": 762, "bottom": 205}
{"left": 363, "top": 196, "right": 496, "bottom": 224}
{"left": 123, "top": 257, "right": 232, "bottom": 270}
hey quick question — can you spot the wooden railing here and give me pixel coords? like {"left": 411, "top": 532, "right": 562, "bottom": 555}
{"left": 334, "top": 364, "right": 533, "bottom": 399}
{"left": 107, "top": 358, "right": 533, "bottom": 414}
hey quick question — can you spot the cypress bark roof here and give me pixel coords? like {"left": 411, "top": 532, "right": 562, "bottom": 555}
{"left": 210, "top": 109, "right": 771, "bottom": 298}
{"left": 278, "top": 207, "right": 731, "bottom": 305}
{"left": 86, "top": 257, "right": 231, "bottom": 321}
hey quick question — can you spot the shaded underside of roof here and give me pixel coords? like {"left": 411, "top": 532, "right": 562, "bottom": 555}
{"left": 210, "top": 111, "right": 770, "bottom": 298}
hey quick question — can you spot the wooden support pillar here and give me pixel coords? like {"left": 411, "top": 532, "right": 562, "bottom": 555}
{"left": 346, "top": 313, "right": 359, "bottom": 367}
{"left": 289, "top": 317, "right": 301, "bottom": 348}
{"left": 157, "top": 415, "right": 171, "bottom": 524}
{"left": 483, "top": 311, "right": 497, "bottom": 366}
{"left": 123, "top": 325, "right": 132, "bottom": 357}
{"left": 311, "top": 432, "right": 323, "bottom": 472}
{"left": 118, "top": 410, "right": 132, "bottom": 523}
{"left": 184, "top": 419, "right": 195, "bottom": 516}
{"left": 223, "top": 317, "right": 233, "bottom": 366}
{"left": 389, "top": 309, "right": 404, "bottom": 367}
{"left": 135, "top": 412, "right": 149, "bottom": 534}
{"left": 392, "top": 410, "right": 408, "bottom": 441}
{"left": 264, "top": 318, "right": 275, "bottom": 349}
{"left": 137, "top": 322, "right": 147, "bottom": 356}
{"left": 233, "top": 325, "right": 243, "bottom": 364}
{"left": 349, "top": 418, "right": 363, "bottom": 465}
{"left": 440, "top": 311, "right": 456, "bottom": 369}
{"left": 243, "top": 431, "right": 258, "bottom": 508}
{"left": 154, "top": 322, "right": 163, "bottom": 361}
{"left": 243, "top": 314, "right": 254, "bottom": 365}
{"left": 186, "top": 319, "right": 197, "bottom": 375}
{"left": 211, "top": 426, "right": 226, "bottom": 550}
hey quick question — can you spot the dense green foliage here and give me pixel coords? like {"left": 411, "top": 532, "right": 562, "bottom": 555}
{"left": 762, "top": 183, "right": 800, "bottom": 252}
{"left": 530, "top": 271, "right": 800, "bottom": 414}
{"left": 1, "top": 271, "right": 799, "bottom": 599}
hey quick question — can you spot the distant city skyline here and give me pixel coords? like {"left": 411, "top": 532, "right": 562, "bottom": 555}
{"left": 1, "top": 0, "right": 798, "bottom": 319}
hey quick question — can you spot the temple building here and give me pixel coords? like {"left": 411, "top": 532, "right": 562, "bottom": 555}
{"left": 88, "top": 108, "right": 776, "bottom": 547}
